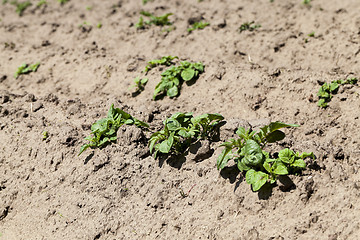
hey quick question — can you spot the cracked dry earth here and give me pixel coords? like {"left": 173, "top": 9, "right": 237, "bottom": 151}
{"left": 0, "top": 0, "right": 360, "bottom": 239}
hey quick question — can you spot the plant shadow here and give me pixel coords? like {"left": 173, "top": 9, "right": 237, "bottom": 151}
{"left": 84, "top": 151, "right": 95, "bottom": 164}
{"left": 158, "top": 154, "right": 186, "bottom": 170}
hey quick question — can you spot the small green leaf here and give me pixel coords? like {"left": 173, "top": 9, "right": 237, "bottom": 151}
{"left": 292, "top": 159, "right": 306, "bottom": 168}
{"left": 181, "top": 68, "right": 195, "bottom": 81}
{"left": 278, "top": 148, "right": 295, "bottom": 164}
{"left": 217, "top": 147, "right": 232, "bottom": 170}
{"left": 299, "top": 152, "right": 315, "bottom": 160}
{"left": 167, "top": 85, "right": 179, "bottom": 97}
{"left": 272, "top": 160, "right": 289, "bottom": 175}
{"left": 158, "top": 133, "right": 174, "bottom": 153}
{"left": 246, "top": 170, "right": 268, "bottom": 191}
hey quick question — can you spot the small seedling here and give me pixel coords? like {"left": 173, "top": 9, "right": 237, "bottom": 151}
{"left": 37, "top": 0, "right": 46, "bottom": 7}
{"left": 217, "top": 122, "right": 315, "bottom": 191}
{"left": 129, "top": 77, "right": 148, "bottom": 92}
{"left": 42, "top": 131, "right": 48, "bottom": 140}
{"left": 303, "top": 0, "right": 311, "bottom": 4}
{"left": 153, "top": 61, "right": 204, "bottom": 99}
{"left": 308, "top": 31, "right": 315, "bottom": 37}
{"left": 10, "top": 0, "right": 32, "bottom": 16}
{"left": 317, "top": 78, "right": 358, "bottom": 108}
{"left": 142, "top": 0, "right": 153, "bottom": 4}
{"left": 58, "top": 0, "right": 69, "bottom": 4}
{"left": 97, "top": 23, "right": 102, "bottom": 28}
{"left": 86, "top": 6, "right": 92, "bottom": 10}
{"left": 187, "top": 21, "right": 210, "bottom": 32}
{"left": 149, "top": 112, "right": 224, "bottom": 159}
{"left": 144, "top": 55, "right": 178, "bottom": 73}
{"left": 136, "top": 11, "right": 173, "bottom": 29}
{"left": 14, "top": 62, "right": 40, "bottom": 78}
{"left": 79, "top": 104, "right": 149, "bottom": 155}
{"left": 239, "top": 21, "right": 261, "bottom": 33}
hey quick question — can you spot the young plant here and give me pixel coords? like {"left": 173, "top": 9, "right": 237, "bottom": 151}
{"left": 144, "top": 55, "right": 178, "bottom": 73}
{"left": 217, "top": 122, "right": 315, "bottom": 191}
{"left": 14, "top": 62, "right": 40, "bottom": 78}
{"left": 58, "top": 0, "right": 69, "bottom": 4}
{"left": 10, "top": 0, "right": 32, "bottom": 16}
{"left": 239, "top": 21, "right": 261, "bottom": 33}
{"left": 317, "top": 78, "right": 358, "bottom": 108}
{"left": 42, "top": 131, "right": 48, "bottom": 140}
{"left": 153, "top": 61, "right": 204, "bottom": 99}
{"left": 136, "top": 11, "right": 173, "bottom": 29}
{"left": 149, "top": 112, "right": 224, "bottom": 159}
{"left": 187, "top": 21, "right": 210, "bottom": 32}
{"left": 37, "top": 0, "right": 47, "bottom": 7}
{"left": 129, "top": 77, "right": 148, "bottom": 92}
{"left": 142, "top": 0, "right": 153, "bottom": 4}
{"left": 303, "top": 0, "right": 311, "bottom": 4}
{"left": 79, "top": 104, "right": 149, "bottom": 155}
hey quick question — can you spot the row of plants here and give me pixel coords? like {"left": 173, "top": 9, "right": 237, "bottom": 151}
{"left": 79, "top": 104, "right": 315, "bottom": 192}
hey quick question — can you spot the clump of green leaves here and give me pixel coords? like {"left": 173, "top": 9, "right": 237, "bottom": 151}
{"left": 217, "top": 122, "right": 315, "bottom": 191}
{"left": 37, "top": 0, "right": 46, "bottom": 7}
{"left": 144, "top": 55, "right": 178, "bottom": 73}
{"left": 153, "top": 61, "right": 204, "bottom": 99}
{"left": 303, "top": 0, "right": 311, "bottom": 4}
{"left": 317, "top": 78, "right": 358, "bottom": 108}
{"left": 187, "top": 21, "right": 209, "bottom": 32}
{"left": 136, "top": 11, "right": 173, "bottom": 29}
{"left": 142, "top": 0, "right": 153, "bottom": 4}
{"left": 149, "top": 112, "right": 224, "bottom": 159}
{"left": 58, "top": 0, "right": 69, "bottom": 4}
{"left": 129, "top": 77, "right": 148, "bottom": 92}
{"left": 79, "top": 104, "right": 149, "bottom": 155}
{"left": 10, "top": 0, "right": 32, "bottom": 16}
{"left": 42, "top": 131, "right": 48, "bottom": 140}
{"left": 14, "top": 62, "right": 40, "bottom": 78}
{"left": 239, "top": 21, "right": 261, "bottom": 33}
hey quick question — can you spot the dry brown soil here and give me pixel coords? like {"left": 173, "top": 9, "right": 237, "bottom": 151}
{"left": 1, "top": 0, "right": 360, "bottom": 239}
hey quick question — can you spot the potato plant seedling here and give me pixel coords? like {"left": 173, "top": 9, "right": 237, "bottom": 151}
{"left": 9, "top": 0, "right": 31, "bottom": 16}
{"left": 153, "top": 61, "right": 204, "bottom": 99}
{"left": 239, "top": 21, "right": 261, "bottom": 33}
{"left": 37, "top": 0, "right": 47, "bottom": 7}
{"left": 14, "top": 62, "right": 40, "bottom": 78}
{"left": 144, "top": 56, "right": 178, "bottom": 73}
{"left": 79, "top": 104, "right": 149, "bottom": 155}
{"left": 136, "top": 11, "right": 173, "bottom": 29}
{"left": 142, "top": 0, "right": 153, "bottom": 4}
{"left": 149, "top": 112, "right": 224, "bottom": 159}
{"left": 58, "top": 0, "right": 69, "bottom": 4}
{"left": 217, "top": 122, "right": 314, "bottom": 191}
{"left": 187, "top": 21, "right": 210, "bottom": 32}
{"left": 129, "top": 77, "right": 148, "bottom": 93}
{"left": 317, "top": 78, "right": 358, "bottom": 108}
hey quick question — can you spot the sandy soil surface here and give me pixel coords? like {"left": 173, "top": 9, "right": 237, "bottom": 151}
{"left": 1, "top": 0, "right": 360, "bottom": 239}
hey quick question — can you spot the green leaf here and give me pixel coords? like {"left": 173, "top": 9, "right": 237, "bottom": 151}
{"left": 272, "top": 160, "right": 289, "bottom": 175}
{"left": 78, "top": 144, "right": 90, "bottom": 156}
{"left": 299, "top": 152, "right": 315, "bottom": 160}
{"left": 292, "top": 159, "right": 306, "bottom": 168}
{"left": 217, "top": 147, "right": 232, "bottom": 170}
{"left": 158, "top": 133, "right": 174, "bottom": 153}
{"left": 246, "top": 170, "right": 268, "bottom": 191}
{"left": 181, "top": 68, "right": 195, "bottom": 81}
{"left": 167, "top": 85, "right": 179, "bottom": 97}
{"left": 241, "top": 140, "right": 264, "bottom": 167}
{"left": 329, "top": 82, "right": 339, "bottom": 93}
{"left": 237, "top": 159, "right": 251, "bottom": 171}
{"left": 245, "top": 169, "right": 256, "bottom": 184}
{"left": 278, "top": 148, "right": 295, "bottom": 164}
